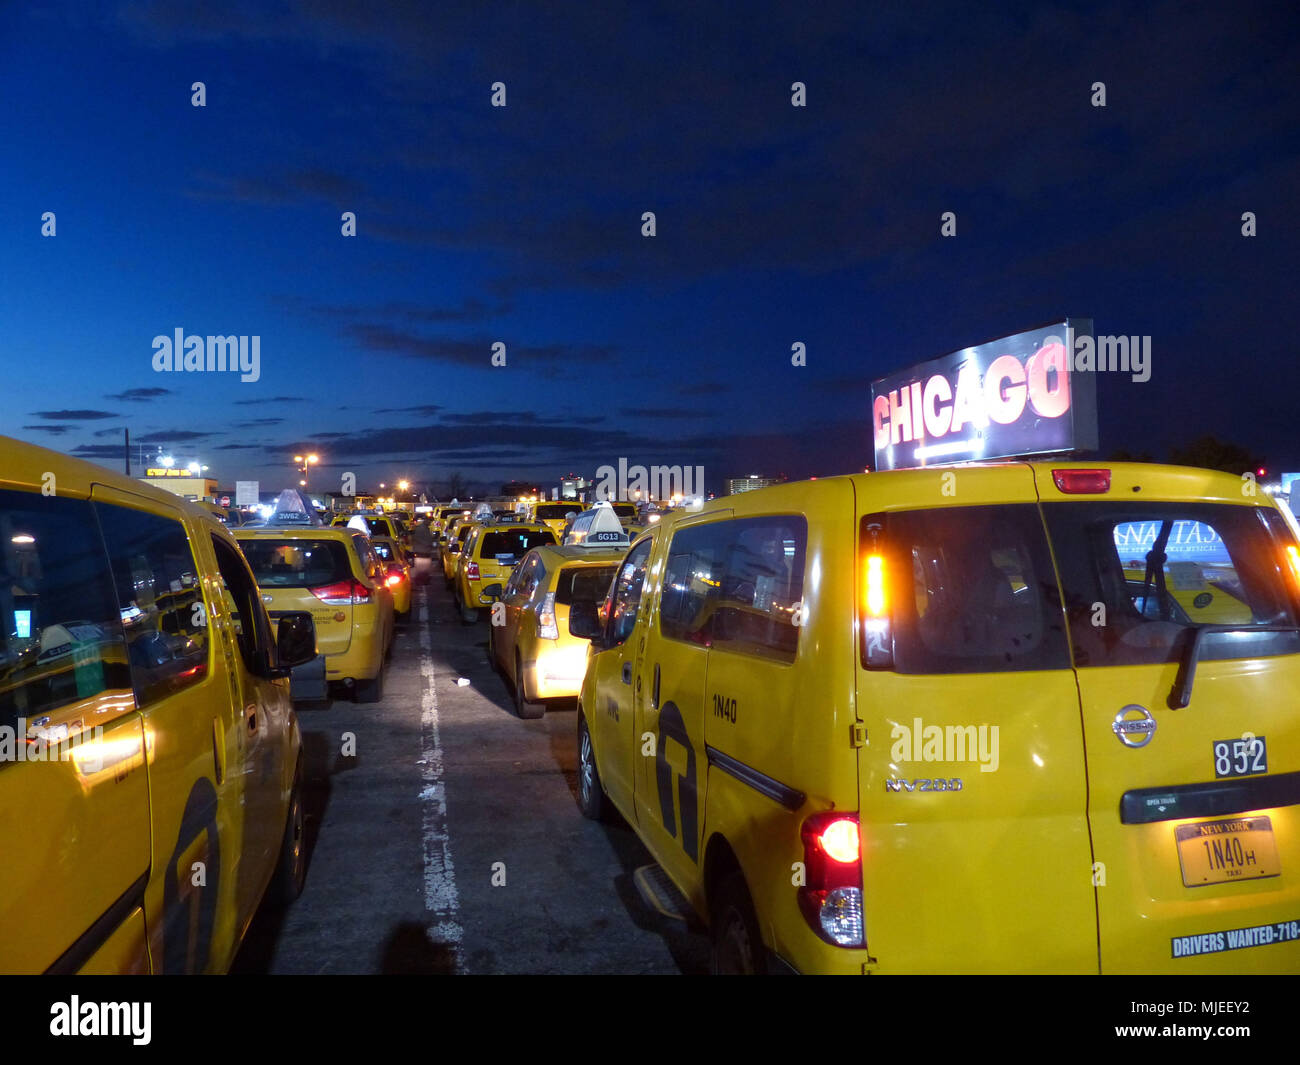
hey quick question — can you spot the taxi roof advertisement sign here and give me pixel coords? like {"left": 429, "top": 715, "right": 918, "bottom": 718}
{"left": 871, "top": 319, "right": 1098, "bottom": 471}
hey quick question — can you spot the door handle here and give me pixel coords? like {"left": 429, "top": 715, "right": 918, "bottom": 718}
{"left": 621, "top": 662, "right": 633, "bottom": 685}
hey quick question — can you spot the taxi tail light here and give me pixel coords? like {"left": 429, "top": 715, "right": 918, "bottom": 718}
{"left": 466, "top": 560, "right": 481, "bottom": 580}
{"left": 798, "top": 813, "right": 864, "bottom": 947}
{"left": 1052, "top": 468, "right": 1111, "bottom": 494}
{"left": 859, "top": 527, "right": 894, "bottom": 671}
{"left": 538, "top": 591, "right": 558, "bottom": 640}
{"left": 385, "top": 564, "right": 405, "bottom": 588}
{"left": 311, "top": 579, "right": 369, "bottom": 605}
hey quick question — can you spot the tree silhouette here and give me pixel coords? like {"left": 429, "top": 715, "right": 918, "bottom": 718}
{"left": 1167, "top": 435, "right": 1262, "bottom": 476}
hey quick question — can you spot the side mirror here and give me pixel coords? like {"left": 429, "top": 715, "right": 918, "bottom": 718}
{"left": 276, "top": 612, "right": 317, "bottom": 669}
{"left": 482, "top": 583, "right": 503, "bottom": 600}
{"left": 448, "top": 542, "right": 461, "bottom": 554}
{"left": 569, "top": 600, "right": 602, "bottom": 642}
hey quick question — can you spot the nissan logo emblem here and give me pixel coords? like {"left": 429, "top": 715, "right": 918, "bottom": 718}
{"left": 1112, "top": 705, "right": 1157, "bottom": 748}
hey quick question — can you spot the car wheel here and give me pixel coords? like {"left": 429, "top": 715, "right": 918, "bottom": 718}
{"left": 355, "top": 666, "right": 384, "bottom": 704}
{"left": 711, "top": 872, "right": 764, "bottom": 975}
{"left": 269, "top": 766, "right": 307, "bottom": 906}
{"left": 460, "top": 600, "right": 478, "bottom": 625}
{"left": 514, "top": 653, "right": 546, "bottom": 719}
{"left": 576, "top": 712, "right": 607, "bottom": 819}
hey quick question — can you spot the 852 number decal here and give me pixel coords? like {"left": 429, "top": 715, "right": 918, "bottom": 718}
{"left": 1213, "top": 735, "right": 1266, "bottom": 779}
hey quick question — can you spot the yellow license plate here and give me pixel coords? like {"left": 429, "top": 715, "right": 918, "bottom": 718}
{"left": 1176, "top": 816, "right": 1280, "bottom": 887}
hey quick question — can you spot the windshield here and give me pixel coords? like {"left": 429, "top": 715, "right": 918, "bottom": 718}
{"left": 1041, "top": 502, "right": 1300, "bottom": 667}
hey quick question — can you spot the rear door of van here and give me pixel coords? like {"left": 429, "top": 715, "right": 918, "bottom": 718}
{"left": 1039, "top": 466, "right": 1300, "bottom": 973}
{"left": 855, "top": 466, "right": 1098, "bottom": 972}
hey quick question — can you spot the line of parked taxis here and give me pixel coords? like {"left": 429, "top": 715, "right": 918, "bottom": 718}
{"left": 5, "top": 431, "right": 1300, "bottom": 977}
{"left": 0, "top": 436, "right": 420, "bottom": 974}
{"left": 450, "top": 468, "right": 1300, "bottom": 976}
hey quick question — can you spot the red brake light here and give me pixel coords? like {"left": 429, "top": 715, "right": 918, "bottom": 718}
{"left": 1052, "top": 468, "right": 1111, "bottom": 494}
{"left": 798, "top": 812, "right": 863, "bottom": 947}
{"left": 466, "top": 560, "right": 481, "bottom": 580}
{"left": 311, "top": 579, "right": 369, "bottom": 605}
{"left": 385, "top": 573, "right": 403, "bottom": 587}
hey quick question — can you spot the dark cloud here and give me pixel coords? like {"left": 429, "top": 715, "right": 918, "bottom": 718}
{"left": 231, "top": 417, "right": 284, "bottom": 428}
{"left": 233, "top": 396, "right": 306, "bottom": 405}
{"left": 30, "top": 409, "right": 117, "bottom": 420}
{"left": 339, "top": 324, "right": 616, "bottom": 369}
{"left": 373, "top": 404, "right": 442, "bottom": 416}
{"left": 133, "top": 430, "right": 213, "bottom": 443}
{"left": 22, "top": 424, "right": 73, "bottom": 435}
{"left": 106, "top": 387, "right": 171, "bottom": 401}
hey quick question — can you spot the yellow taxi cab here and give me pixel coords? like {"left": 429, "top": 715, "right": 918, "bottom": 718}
{"left": 530, "top": 500, "right": 586, "bottom": 540}
{"left": 569, "top": 462, "right": 1300, "bottom": 974}
{"left": 370, "top": 535, "right": 412, "bottom": 619}
{"left": 453, "top": 519, "right": 557, "bottom": 624}
{"left": 332, "top": 511, "right": 414, "bottom": 562}
{"left": 237, "top": 507, "right": 394, "bottom": 703}
{"left": 441, "top": 516, "right": 481, "bottom": 584}
{"left": 0, "top": 435, "right": 318, "bottom": 973}
{"left": 433, "top": 505, "right": 470, "bottom": 544}
{"left": 487, "top": 505, "right": 628, "bottom": 718}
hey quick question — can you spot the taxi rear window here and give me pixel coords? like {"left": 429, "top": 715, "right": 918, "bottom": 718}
{"left": 535, "top": 504, "right": 578, "bottom": 520}
{"left": 478, "top": 529, "right": 556, "bottom": 559}
{"left": 241, "top": 539, "right": 352, "bottom": 588}
{"left": 1041, "top": 502, "right": 1300, "bottom": 668}
{"left": 556, "top": 564, "right": 618, "bottom": 605}
{"left": 865, "top": 505, "right": 1071, "bottom": 674}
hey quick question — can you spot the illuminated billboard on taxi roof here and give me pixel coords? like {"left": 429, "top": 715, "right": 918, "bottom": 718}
{"left": 871, "top": 319, "right": 1098, "bottom": 471}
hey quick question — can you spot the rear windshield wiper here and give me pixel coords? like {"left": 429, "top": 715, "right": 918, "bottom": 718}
{"left": 1169, "top": 623, "right": 1300, "bottom": 709}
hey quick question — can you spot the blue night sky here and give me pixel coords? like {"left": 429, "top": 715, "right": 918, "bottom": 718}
{"left": 2, "top": 1, "right": 1298, "bottom": 497}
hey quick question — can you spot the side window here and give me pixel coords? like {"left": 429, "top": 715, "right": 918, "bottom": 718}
{"left": 608, "top": 540, "right": 652, "bottom": 646}
{"left": 96, "top": 503, "right": 210, "bottom": 707}
{"left": 660, "top": 523, "right": 726, "bottom": 646}
{"left": 211, "top": 535, "right": 273, "bottom": 672}
{"left": 524, "top": 557, "right": 545, "bottom": 599}
{"left": 660, "top": 517, "right": 807, "bottom": 663}
{"left": 714, "top": 518, "right": 806, "bottom": 664}
{"left": 352, "top": 535, "right": 378, "bottom": 577}
{"left": 0, "top": 490, "right": 130, "bottom": 732}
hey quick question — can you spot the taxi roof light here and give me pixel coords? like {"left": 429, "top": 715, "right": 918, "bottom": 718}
{"left": 1052, "top": 468, "right": 1111, "bottom": 494}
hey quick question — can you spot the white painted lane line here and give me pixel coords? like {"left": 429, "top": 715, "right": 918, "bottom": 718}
{"left": 418, "top": 584, "right": 464, "bottom": 969}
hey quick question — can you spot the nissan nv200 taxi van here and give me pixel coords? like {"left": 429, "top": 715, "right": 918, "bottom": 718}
{"left": 570, "top": 461, "right": 1300, "bottom": 974}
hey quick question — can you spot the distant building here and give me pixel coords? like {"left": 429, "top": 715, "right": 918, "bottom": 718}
{"left": 726, "top": 474, "right": 786, "bottom": 495}
{"left": 141, "top": 467, "right": 218, "bottom": 503}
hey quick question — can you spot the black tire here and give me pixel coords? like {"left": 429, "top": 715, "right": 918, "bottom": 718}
{"left": 711, "top": 872, "right": 764, "bottom": 974}
{"left": 460, "top": 601, "right": 478, "bottom": 625}
{"left": 576, "top": 712, "right": 607, "bottom": 819}
{"left": 514, "top": 653, "right": 546, "bottom": 719}
{"left": 269, "top": 767, "right": 307, "bottom": 907}
{"left": 355, "top": 665, "right": 384, "bottom": 704}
